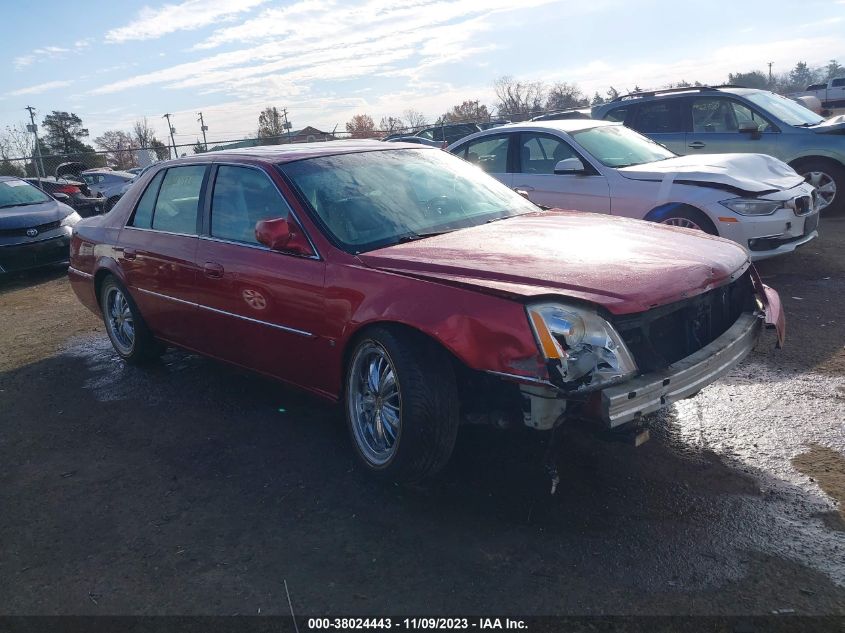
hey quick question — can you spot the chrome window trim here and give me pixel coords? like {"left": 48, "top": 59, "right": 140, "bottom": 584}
{"left": 209, "top": 161, "right": 322, "bottom": 261}
{"left": 122, "top": 226, "right": 198, "bottom": 239}
{"left": 197, "top": 235, "right": 321, "bottom": 261}
{"left": 68, "top": 266, "right": 93, "bottom": 279}
{"left": 134, "top": 286, "right": 314, "bottom": 338}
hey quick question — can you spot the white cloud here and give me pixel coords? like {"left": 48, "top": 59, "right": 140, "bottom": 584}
{"left": 13, "top": 39, "right": 92, "bottom": 69}
{"left": 105, "top": 0, "right": 269, "bottom": 43}
{"left": 10, "top": 80, "right": 74, "bottom": 96}
{"left": 92, "top": 0, "right": 560, "bottom": 98}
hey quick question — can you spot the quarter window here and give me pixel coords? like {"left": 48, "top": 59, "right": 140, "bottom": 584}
{"left": 130, "top": 170, "right": 164, "bottom": 228}
{"left": 462, "top": 135, "right": 510, "bottom": 174}
{"left": 210, "top": 166, "right": 288, "bottom": 244}
{"left": 151, "top": 165, "right": 205, "bottom": 235}
{"left": 518, "top": 133, "right": 578, "bottom": 174}
{"left": 603, "top": 106, "right": 628, "bottom": 122}
{"left": 630, "top": 101, "right": 684, "bottom": 133}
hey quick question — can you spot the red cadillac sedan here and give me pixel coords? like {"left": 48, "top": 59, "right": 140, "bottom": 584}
{"left": 68, "top": 141, "right": 784, "bottom": 482}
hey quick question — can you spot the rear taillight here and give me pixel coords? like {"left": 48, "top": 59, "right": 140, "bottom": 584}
{"left": 56, "top": 185, "right": 80, "bottom": 195}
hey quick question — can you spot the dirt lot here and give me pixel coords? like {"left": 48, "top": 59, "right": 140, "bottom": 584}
{"left": 1, "top": 218, "right": 844, "bottom": 616}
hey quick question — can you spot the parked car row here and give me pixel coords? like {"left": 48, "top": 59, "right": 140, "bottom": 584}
{"left": 65, "top": 141, "right": 785, "bottom": 482}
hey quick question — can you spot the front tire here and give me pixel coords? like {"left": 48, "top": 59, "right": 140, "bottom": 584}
{"left": 345, "top": 327, "right": 459, "bottom": 483}
{"left": 100, "top": 276, "right": 163, "bottom": 364}
{"left": 795, "top": 159, "right": 844, "bottom": 214}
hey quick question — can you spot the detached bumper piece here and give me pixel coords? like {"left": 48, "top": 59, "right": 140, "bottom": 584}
{"left": 600, "top": 311, "right": 762, "bottom": 428}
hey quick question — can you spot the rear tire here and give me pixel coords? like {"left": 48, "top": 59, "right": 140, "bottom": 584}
{"left": 344, "top": 327, "right": 459, "bottom": 483}
{"left": 793, "top": 158, "right": 844, "bottom": 214}
{"left": 100, "top": 275, "right": 164, "bottom": 364}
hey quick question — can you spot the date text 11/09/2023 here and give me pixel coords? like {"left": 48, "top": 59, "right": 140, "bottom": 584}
{"left": 307, "top": 618, "right": 528, "bottom": 630}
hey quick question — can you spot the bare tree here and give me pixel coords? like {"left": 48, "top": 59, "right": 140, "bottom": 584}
{"left": 346, "top": 114, "right": 378, "bottom": 138}
{"left": 132, "top": 117, "right": 156, "bottom": 147}
{"left": 94, "top": 130, "right": 138, "bottom": 169}
{"left": 545, "top": 82, "right": 588, "bottom": 111}
{"left": 1, "top": 122, "right": 34, "bottom": 159}
{"left": 402, "top": 109, "right": 428, "bottom": 132}
{"left": 493, "top": 76, "right": 546, "bottom": 119}
{"left": 378, "top": 116, "right": 404, "bottom": 133}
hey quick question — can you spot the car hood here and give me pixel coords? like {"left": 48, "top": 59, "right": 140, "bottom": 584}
{"left": 0, "top": 200, "right": 68, "bottom": 229}
{"left": 617, "top": 153, "right": 804, "bottom": 194}
{"left": 811, "top": 116, "right": 845, "bottom": 133}
{"left": 358, "top": 211, "right": 749, "bottom": 315}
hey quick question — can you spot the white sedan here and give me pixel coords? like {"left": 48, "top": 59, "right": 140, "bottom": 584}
{"left": 447, "top": 120, "right": 820, "bottom": 260}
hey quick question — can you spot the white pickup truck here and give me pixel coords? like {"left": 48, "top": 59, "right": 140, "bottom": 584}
{"left": 791, "top": 77, "right": 845, "bottom": 110}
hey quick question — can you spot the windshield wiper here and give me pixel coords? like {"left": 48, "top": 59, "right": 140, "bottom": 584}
{"left": 395, "top": 230, "right": 454, "bottom": 244}
{"left": 0, "top": 202, "right": 43, "bottom": 208}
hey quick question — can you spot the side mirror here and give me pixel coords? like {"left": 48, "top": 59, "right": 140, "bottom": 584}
{"left": 52, "top": 192, "right": 71, "bottom": 202}
{"left": 738, "top": 121, "right": 762, "bottom": 139}
{"left": 255, "top": 217, "right": 314, "bottom": 257}
{"left": 554, "top": 157, "right": 586, "bottom": 174}
{"left": 514, "top": 188, "right": 531, "bottom": 200}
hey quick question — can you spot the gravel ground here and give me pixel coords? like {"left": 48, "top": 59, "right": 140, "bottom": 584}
{"left": 0, "top": 217, "right": 843, "bottom": 616}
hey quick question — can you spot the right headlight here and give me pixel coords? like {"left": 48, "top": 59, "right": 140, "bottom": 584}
{"left": 719, "top": 198, "right": 782, "bottom": 215}
{"left": 527, "top": 302, "right": 637, "bottom": 392}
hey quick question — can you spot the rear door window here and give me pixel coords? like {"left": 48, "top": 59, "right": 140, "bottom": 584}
{"left": 462, "top": 134, "right": 511, "bottom": 174}
{"left": 630, "top": 100, "right": 685, "bottom": 133}
{"left": 151, "top": 165, "right": 206, "bottom": 235}
{"left": 603, "top": 106, "right": 628, "bottom": 122}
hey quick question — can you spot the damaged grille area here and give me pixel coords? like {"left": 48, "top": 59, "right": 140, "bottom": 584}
{"left": 612, "top": 271, "right": 754, "bottom": 373}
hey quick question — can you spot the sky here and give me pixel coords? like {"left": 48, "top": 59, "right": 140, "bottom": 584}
{"left": 1, "top": 0, "right": 843, "bottom": 151}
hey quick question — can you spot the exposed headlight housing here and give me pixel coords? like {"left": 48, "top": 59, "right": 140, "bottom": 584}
{"left": 719, "top": 198, "right": 782, "bottom": 216}
{"left": 60, "top": 211, "right": 81, "bottom": 227}
{"left": 527, "top": 302, "right": 637, "bottom": 392}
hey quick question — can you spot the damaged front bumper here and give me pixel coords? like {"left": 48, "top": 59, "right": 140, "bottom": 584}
{"left": 599, "top": 311, "right": 761, "bottom": 427}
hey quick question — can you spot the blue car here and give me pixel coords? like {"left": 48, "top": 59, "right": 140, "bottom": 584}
{"left": 593, "top": 86, "right": 845, "bottom": 213}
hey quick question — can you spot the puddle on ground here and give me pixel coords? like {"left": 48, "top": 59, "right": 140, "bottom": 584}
{"left": 656, "top": 355, "right": 845, "bottom": 585}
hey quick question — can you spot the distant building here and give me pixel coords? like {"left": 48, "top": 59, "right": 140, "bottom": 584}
{"left": 208, "top": 126, "right": 336, "bottom": 152}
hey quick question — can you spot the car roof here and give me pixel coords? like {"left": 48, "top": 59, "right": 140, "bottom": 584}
{"left": 185, "top": 139, "right": 432, "bottom": 164}
{"left": 459, "top": 118, "right": 615, "bottom": 138}
{"left": 598, "top": 86, "right": 766, "bottom": 108}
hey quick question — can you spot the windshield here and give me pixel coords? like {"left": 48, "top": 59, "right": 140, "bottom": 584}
{"left": 570, "top": 124, "right": 675, "bottom": 168}
{"left": 745, "top": 91, "right": 824, "bottom": 126}
{"left": 278, "top": 148, "right": 538, "bottom": 253}
{"left": 0, "top": 179, "right": 51, "bottom": 209}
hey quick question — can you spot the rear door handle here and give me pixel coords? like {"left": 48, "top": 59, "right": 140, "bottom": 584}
{"left": 203, "top": 261, "right": 224, "bottom": 278}
{"left": 688, "top": 141, "right": 706, "bottom": 149}
{"left": 123, "top": 248, "right": 137, "bottom": 261}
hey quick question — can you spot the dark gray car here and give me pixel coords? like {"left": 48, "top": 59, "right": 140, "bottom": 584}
{"left": 0, "top": 176, "right": 81, "bottom": 274}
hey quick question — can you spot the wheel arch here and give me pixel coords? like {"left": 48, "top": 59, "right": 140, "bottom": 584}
{"left": 788, "top": 154, "right": 845, "bottom": 171}
{"left": 92, "top": 258, "right": 125, "bottom": 309}
{"left": 643, "top": 202, "right": 718, "bottom": 233}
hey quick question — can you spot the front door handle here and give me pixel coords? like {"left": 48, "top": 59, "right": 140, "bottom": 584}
{"left": 514, "top": 185, "right": 535, "bottom": 191}
{"left": 688, "top": 141, "right": 706, "bottom": 149}
{"left": 203, "top": 261, "right": 224, "bottom": 279}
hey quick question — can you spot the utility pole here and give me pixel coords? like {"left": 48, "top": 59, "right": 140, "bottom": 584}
{"left": 197, "top": 112, "right": 208, "bottom": 150}
{"left": 768, "top": 61, "right": 774, "bottom": 82}
{"left": 282, "top": 108, "right": 292, "bottom": 144}
{"left": 24, "top": 106, "right": 45, "bottom": 178}
{"left": 162, "top": 113, "right": 177, "bottom": 158}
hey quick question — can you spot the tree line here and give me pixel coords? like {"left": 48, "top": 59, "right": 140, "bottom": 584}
{"left": 344, "top": 59, "right": 843, "bottom": 137}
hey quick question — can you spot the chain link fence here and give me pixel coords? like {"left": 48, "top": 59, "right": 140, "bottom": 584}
{"left": 0, "top": 107, "right": 589, "bottom": 179}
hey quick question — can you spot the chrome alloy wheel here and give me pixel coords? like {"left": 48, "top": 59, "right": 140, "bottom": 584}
{"left": 105, "top": 286, "right": 135, "bottom": 354}
{"left": 348, "top": 342, "right": 401, "bottom": 466}
{"left": 661, "top": 217, "right": 703, "bottom": 230}
{"left": 803, "top": 170, "right": 836, "bottom": 211}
